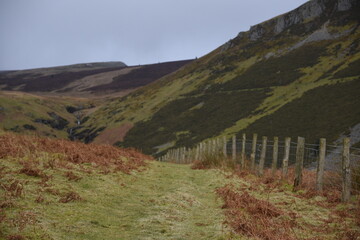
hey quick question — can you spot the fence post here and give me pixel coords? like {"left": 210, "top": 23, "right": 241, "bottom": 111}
{"left": 195, "top": 145, "right": 199, "bottom": 161}
{"left": 316, "top": 138, "right": 326, "bottom": 192}
{"left": 232, "top": 135, "right": 236, "bottom": 163}
{"left": 223, "top": 136, "right": 227, "bottom": 157}
{"left": 258, "top": 136, "right": 267, "bottom": 176}
{"left": 282, "top": 137, "right": 291, "bottom": 178}
{"left": 242, "top": 133, "right": 246, "bottom": 168}
{"left": 207, "top": 140, "right": 211, "bottom": 156}
{"left": 272, "top": 137, "right": 279, "bottom": 176}
{"left": 212, "top": 139, "right": 217, "bottom": 155}
{"left": 342, "top": 138, "right": 351, "bottom": 202}
{"left": 294, "top": 137, "right": 305, "bottom": 189}
{"left": 251, "top": 133, "right": 258, "bottom": 171}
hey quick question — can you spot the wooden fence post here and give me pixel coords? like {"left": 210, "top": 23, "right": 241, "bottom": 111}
{"left": 272, "top": 137, "right": 279, "bottom": 176}
{"left": 294, "top": 137, "right": 305, "bottom": 189}
{"left": 342, "top": 138, "right": 351, "bottom": 202}
{"left": 207, "top": 140, "right": 211, "bottom": 156}
{"left": 242, "top": 133, "right": 246, "bottom": 168}
{"left": 197, "top": 144, "right": 201, "bottom": 161}
{"left": 258, "top": 136, "right": 267, "bottom": 176}
{"left": 223, "top": 136, "right": 227, "bottom": 157}
{"left": 282, "top": 137, "right": 291, "bottom": 178}
{"left": 316, "top": 138, "right": 326, "bottom": 192}
{"left": 232, "top": 135, "right": 236, "bottom": 163}
{"left": 212, "top": 139, "right": 216, "bottom": 155}
{"left": 251, "top": 133, "right": 258, "bottom": 171}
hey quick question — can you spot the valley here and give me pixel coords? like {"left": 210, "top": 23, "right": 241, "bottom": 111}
{"left": 1, "top": 0, "right": 360, "bottom": 239}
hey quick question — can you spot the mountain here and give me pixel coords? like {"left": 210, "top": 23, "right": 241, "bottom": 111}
{"left": 0, "top": 60, "right": 192, "bottom": 98}
{"left": 0, "top": 60, "right": 193, "bottom": 138}
{"left": 72, "top": 0, "right": 360, "bottom": 155}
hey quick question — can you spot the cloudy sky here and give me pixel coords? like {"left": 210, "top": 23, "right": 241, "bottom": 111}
{"left": 0, "top": 0, "right": 308, "bottom": 70}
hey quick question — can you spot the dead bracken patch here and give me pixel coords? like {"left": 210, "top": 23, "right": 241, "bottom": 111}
{"left": 0, "top": 132, "right": 152, "bottom": 174}
{"left": 216, "top": 184, "right": 297, "bottom": 240}
{"left": 19, "top": 163, "right": 46, "bottom": 178}
{"left": 64, "top": 171, "right": 82, "bottom": 181}
{"left": 59, "top": 191, "right": 82, "bottom": 203}
{"left": 1, "top": 180, "right": 24, "bottom": 198}
{"left": 6, "top": 235, "right": 25, "bottom": 240}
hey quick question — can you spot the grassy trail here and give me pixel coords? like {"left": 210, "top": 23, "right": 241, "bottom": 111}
{"left": 109, "top": 161, "right": 229, "bottom": 239}
{"left": 1, "top": 160, "right": 234, "bottom": 240}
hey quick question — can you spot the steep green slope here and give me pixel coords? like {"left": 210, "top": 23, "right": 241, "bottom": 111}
{"left": 76, "top": 0, "right": 360, "bottom": 155}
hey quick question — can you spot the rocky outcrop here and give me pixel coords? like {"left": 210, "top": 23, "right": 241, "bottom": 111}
{"left": 274, "top": 0, "right": 325, "bottom": 34}
{"left": 249, "top": 25, "right": 266, "bottom": 41}
{"left": 337, "top": 0, "right": 356, "bottom": 11}
{"left": 245, "top": 0, "right": 358, "bottom": 41}
{"left": 34, "top": 112, "right": 69, "bottom": 130}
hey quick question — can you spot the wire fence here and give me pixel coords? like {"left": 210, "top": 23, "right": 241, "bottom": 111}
{"left": 159, "top": 134, "right": 360, "bottom": 202}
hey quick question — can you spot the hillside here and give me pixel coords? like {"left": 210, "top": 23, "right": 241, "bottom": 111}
{"left": 0, "top": 60, "right": 192, "bottom": 98}
{"left": 72, "top": 0, "right": 360, "bottom": 155}
{"left": 0, "top": 91, "right": 92, "bottom": 139}
{"left": 0, "top": 60, "right": 193, "bottom": 140}
{"left": 1, "top": 132, "right": 359, "bottom": 239}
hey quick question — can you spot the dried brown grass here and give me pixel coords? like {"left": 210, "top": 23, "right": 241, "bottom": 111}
{"left": 59, "top": 191, "right": 82, "bottom": 203}
{"left": 192, "top": 153, "right": 236, "bottom": 170}
{"left": 1, "top": 179, "right": 24, "bottom": 198}
{"left": 216, "top": 184, "right": 297, "bottom": 240}
{"left": 64, "top": 171, "right": 82, "bottom": 181}
{"left": 0, "top": 132, "right": 152, "bottom": 174}
{"left": 6, "top": 235, "right": 25, "bottom": 240}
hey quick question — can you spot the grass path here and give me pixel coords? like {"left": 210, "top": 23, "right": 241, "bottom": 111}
{"left": 4, "top": 156, "right": 358, "bottom": 240}
{"left": 114, "top": 161, "right": 230, "bottom": 239}
{"left": 1, "top": 160, "right": 235, "bottom": 240}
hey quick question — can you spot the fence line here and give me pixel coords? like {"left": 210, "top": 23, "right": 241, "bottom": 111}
{"left": 158, "top": 133, "right": 360, "bottom": 202}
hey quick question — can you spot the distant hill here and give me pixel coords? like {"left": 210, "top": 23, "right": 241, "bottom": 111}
{"left": 0, "top": 60, "right": 193, "bottom": 139}
{"left": 0, "top": 60, "right": 193, "bottom": 98}
{"left": 71, "top": 0, "right": 360, "bottom": 154}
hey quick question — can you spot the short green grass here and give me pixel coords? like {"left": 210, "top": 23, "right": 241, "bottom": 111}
{"left": 0, "top": 158, "right": 237, "bottom": 240}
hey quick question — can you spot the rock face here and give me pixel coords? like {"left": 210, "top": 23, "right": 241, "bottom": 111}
{"left": 274, "top": 0, "right": 325, "bottom": 34}
{"left": 249, "top": 25, "right": 265, "bottom": 41}
{"left": 337, "top": 0, "right": 356, "bottom": 11}
{"left": 245, "top": 0, "right": 358, "bottom": 41}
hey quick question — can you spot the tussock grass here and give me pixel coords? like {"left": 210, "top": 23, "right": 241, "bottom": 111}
{"left": 192, "top": 153, "right": 236, "bottom": 170}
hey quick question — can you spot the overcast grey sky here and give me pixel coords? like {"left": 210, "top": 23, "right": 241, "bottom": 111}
{"left": 0, "top": 0, "right": 308, "bottom": 70}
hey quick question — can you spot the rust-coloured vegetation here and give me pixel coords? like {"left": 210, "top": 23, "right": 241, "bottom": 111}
{"left": 0, "top": 132, "right": 152, "bottom": 174}
{"left": 59, "top": 191, "right": 82, "bottom": 203}
{"left": 216, "top": 185, "right": 297, "bottom": 240}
